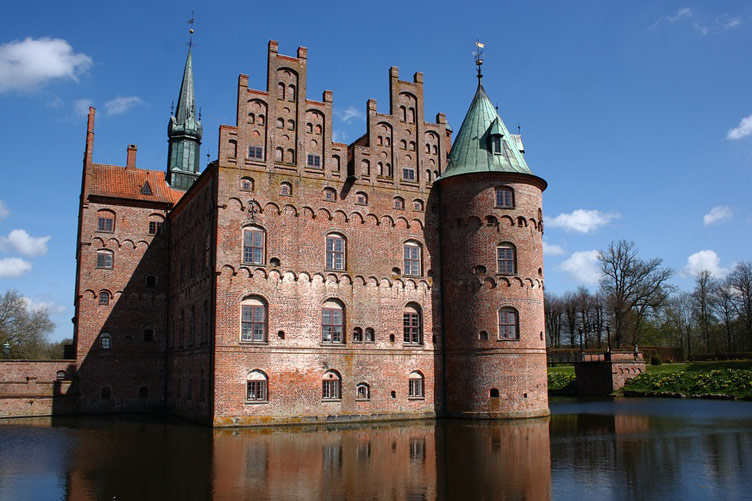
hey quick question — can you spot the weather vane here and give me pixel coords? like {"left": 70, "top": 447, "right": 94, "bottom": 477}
{"left": 188, "top": 10, "right": 196, "bottom": 48}
{"left": 474, "top": 40, "right": 485, "bottom": 81}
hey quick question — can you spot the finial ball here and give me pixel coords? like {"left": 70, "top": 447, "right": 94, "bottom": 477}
{"left": 189, "top": 28, "right": 194, "bottom": 34}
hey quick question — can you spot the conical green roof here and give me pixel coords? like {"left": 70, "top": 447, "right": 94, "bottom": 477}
{"left": 440, "top": 83, "right": 532, "bottom": 179}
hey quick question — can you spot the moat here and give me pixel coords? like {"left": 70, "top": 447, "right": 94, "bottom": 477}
{"left": 1, "top": 398, "right": 751, "bottom": 500}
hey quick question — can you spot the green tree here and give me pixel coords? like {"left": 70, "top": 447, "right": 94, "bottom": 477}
{"left": 0, "top": 290, "right": 55, "bottom": 359}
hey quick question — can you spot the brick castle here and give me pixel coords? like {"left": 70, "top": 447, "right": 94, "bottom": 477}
{"left": 5, "top": 41, "right": 549, "bottom": 426}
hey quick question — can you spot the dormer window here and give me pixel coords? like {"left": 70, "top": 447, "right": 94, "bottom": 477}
{"left": 491, "top": 136, "right": 502, "bottom": 155}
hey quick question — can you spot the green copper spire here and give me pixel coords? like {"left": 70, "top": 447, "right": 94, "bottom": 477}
{"left": 167, "top": 47, "right": 203, "bottom": 190}
{"left": 440, "top": 82, "right": 532, "bottom": 180}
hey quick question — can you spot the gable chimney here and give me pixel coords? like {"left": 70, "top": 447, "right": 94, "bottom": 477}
{"left": 126, "top": 144, "right": 137, "bottom": 169}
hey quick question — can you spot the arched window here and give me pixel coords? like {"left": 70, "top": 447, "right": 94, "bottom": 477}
{"left": 498, "top": 307, "right": 519, "bottom": 340}
{"left": 412, "top": 199, "right": 424, "bottom": 212}
{"left": 325, "top": 234, "right": 346, "bottom": 270}
{"left": 248, "top": 113, "right": 255, "bottom": 124}
{"left": 404, "top": 242, "right": 422, "bottom": 277}
{"left": 241, "top": 297, "right": 267, "bottom": 343}
{"left": 365, "top": 327, "right": 375, "bottom": 343}
{"left": 407, "top": 107, "right": 415, "bottom": 124}
{"left": 96, "top": 249, "right": 114, "bottom": 269}
{"left": 377, "top": 136, "right": 383, "bottom": 146}
{"left": 403, "top": 303, "right": 422, "bottom": 345}
{"left": 323, "top": 187, "right": 336, "bottom": 201}
{"left": 56, "top": 370, "right": 67, "bottom": 381}
{"left": 394, "top": 197, "right": 405, "bottom": 210}
{"left": 145, "top": 275, "right": 157, "bottom": 288}
{"left": 97, "top": 210, "right": 115, "bottom": 233}
{"left": 275, "top": 147, "right": 283, "bottom": 162}
{"left": 400, "top": 105, "right": 407, "bottom": 122}
{"left": 355, "top": 192, "right": 368, "bottom": 205}
{"left": 241, "top": 177, "right": 254, "bottom": 192}
{"left": 333, "top": 155, "right": 341, "bottom": 172}
{"left": 288, "top": 84, "right": 296, "bottom": 101}
{"left": 322, "top": 299, "right": 344, "bottom": 344}
{"left": 353, "top": 327, "right": 363, "bottom": 343}
{"left": 247, "top": 370, "right": 268, "bottom": 402}
{"left": 408, "top": 371, "right": 424, "bottom": 398}
{"left": 495, "top": 187, "right": 514, "bottom": 208}
{"left": 276, "top": 118, "right": 284, "bottom": 129}
{"left": 496, "top": 243, "right": 517, "bottom": 274}
{"left": 490, "top": 388, "right": 500, "bottom": 398}
{"left": 280, "top": 182, "right": 292, "bottom": 196}
{"left": 306, "top": 122, "right": 313, "bottom": 133}
{"left": 98, "top": 291, "right": 110, "bottom": 305}
{"left": 286, "top": 149, "right": 295, "bottom": 163}
{"left": 315, "top": 124, "right": 322, "bottom": 135}
{"left": 356, "top": 383, "right": 370, "bottom": 400}
{"left": 243, "top": 226, "right": 265, "bottom": 265}
{"left": 143, "top": 327, "right": 154, "bottom": 342}
{"left": 100, "top": 333, "right": 112, "bottom": 350}
{"left": 322, "top": 370, "right": 341, "bottom": 400}
{"left": 287, "top": 119, "right": 295, "bottom": 130}
{"left": 277, "top": 82, "right": 285, "bottom": 100}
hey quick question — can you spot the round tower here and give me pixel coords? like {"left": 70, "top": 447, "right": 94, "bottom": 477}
{"left": 438, "top": 76, "right": 548, "bottom": 418}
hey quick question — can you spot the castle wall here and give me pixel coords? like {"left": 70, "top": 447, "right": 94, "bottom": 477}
{"left": 439, "top": 172, "right": 548, "bottom": 418}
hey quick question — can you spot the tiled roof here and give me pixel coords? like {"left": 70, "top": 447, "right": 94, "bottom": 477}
{"left": 440, "top": 83, "right": 533, "bottom": 180}
{"left": 90, "top": 164, "right": 184, "bottom": 204}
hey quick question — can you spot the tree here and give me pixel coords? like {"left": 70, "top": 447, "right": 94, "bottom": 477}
{"left": 544, "top": 292, "right": 564, "bottom": 347}
{"left": 563, "top": 291, "right": 578, "bottom": 347}
{"left": 599, "top": 240, "right": 674, "bottom": 348}
{"left": 712, "top": 278, "right": 737, "bottom": 352}
{"left": 727, "top": 262, "right": 752, "bottom": 349}
{"left": 0, "top": 290, "right": 55, "bottom": 359}
{"left": 692, "top": 270, "right": 715, "bottom": 353}
{"left": 665, "top": 292, "right": 695, "bottom": 359}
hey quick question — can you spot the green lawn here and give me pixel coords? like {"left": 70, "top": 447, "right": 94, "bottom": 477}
{"left": 548, "top": 360, "right": 752, "bottom": 376}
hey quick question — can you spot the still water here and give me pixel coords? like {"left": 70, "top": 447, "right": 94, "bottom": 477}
{"left": 0, "top": 398, "right": 751, "bottom": 500}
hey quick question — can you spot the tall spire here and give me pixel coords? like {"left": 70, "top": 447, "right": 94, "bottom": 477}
{"left": 167, "top": 23, "right": 203, "bottom": 191}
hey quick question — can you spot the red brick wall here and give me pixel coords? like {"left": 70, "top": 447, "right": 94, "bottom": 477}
{"left": 439, "top": 172, "right": 549, "bottom": 418}
{"left": 0, "top": 361, "right": 77, "bottom": 417}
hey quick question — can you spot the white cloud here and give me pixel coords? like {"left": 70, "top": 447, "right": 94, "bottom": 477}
{"left": 668, "top": 7, "right": 693, "bottom": 23}
{"left": 0, "top": 200, "right": 8, "bottom": 220}
{"left": 547, "top": 209, "right": 620, "bottom": 233}
{"left": 0, "top": 37, "right": 92, "bottom": 93}
{"left": 22, "top": 298, "right": 66, "bottom": 314}
{"left": 336, "top": 106, "right": 363, "bottom": 123}
{"left": 542, "top": 240, "right": 566, "bottom": 256}
{"left": 651, "top": 8, "right": 741, "bottom": 34}
{"left": 727, "top": 114, "right": 752, "bottom": 140}
{"left": 684, "top": 250, "right": 732, "bottom": 278}
{"left": 559, "top": 250, "right": 602, "bottom": 285}
{"left": 703, "top": 205, "right": 733, "bottom": 226}
{"left": 0, "top": 229, "right": 50, "bottom": 257}
{"left": 73, "top": 98, "right": 94, "bottom": 118}
{"left": 0, "top": 258, "right": 32, "bottom": 277}
{"left": 104, "top": 96, "right": 143, "bottom": 116}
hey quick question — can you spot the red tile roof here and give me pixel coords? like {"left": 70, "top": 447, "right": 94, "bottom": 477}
{"left": 90, "top": 164, "right": 185, "bottom": 204}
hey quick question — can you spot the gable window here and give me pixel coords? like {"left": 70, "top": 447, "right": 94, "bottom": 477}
{"left": 248, "top": 146, "right": 263, "bottom": 159}
{"left": 241, "top": 298, "right": 267, "bottom": 343}
{"left": 322, "top": 371, "right": 341, "bottom": 400}
{"left": 98, "top": 291, "right": 110, "bottom": 305}
{"left": 356, "top": 383, "right": 370, "bottom": 400}
{"left": 140, "top": 182, "right": 153, "bottom": 195}
{"left": 148, "top": 221, "right": 164, "bottom": 235}
{"left": 241, "top": 177, "right": 254, "bottom": 192}
{"left": 499, "top": 307, "right": 519, "bottom": 340}
{"left": 247, "top": 370, "right": 268, "bottom": 402}
{"left": 325, "top": 234, "right": 346, "bottom": 270}
{"left": 496, "top": 243, "right": 517, "bottom": 275}
{"left": 403, "top": 304, "right": 422, "bottom": 345}
{"left": 402, "top": 167, "right": 416, "bottom": 181}
{"left": 404, "top": 242, "right": 421, "bottom": 277}
{"left": 307, "top": 154, "right": 321, "bottom": 168}
{"left": 100, "top": 333, "right": 112, "bottom": 350}
{"left": 96, "top": 250, "right": 113, "bottom": 269}
{"left": 243, "top": 227, "right": 265, "bottom": 265}
{"left": 322, "top": 300, "right": 344, "bottom": 344}
{"left": 408, "top": 371, "right": 425, "bottom": 398}
{"left": 97, "top": 213, "right": 114, "bottom": 233}
{"left": 280, "top": 182, "right": 292, "bottom": 196}
{"left": 495, "top": 187, "right": 514, "bottom": 208}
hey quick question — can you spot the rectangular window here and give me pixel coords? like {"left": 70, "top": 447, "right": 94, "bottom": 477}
{"left": 403, "top": 312, "right": 421, "bottom": 344}
{"left": 326, "top": 236, "right": 345, "bottom": 270}
{"left": 409, "top": 378, "right": 424, "bottom": 398}
{"left": 499, "top": 310, "right": 518, "bottom": 339}
{"left": 148, "top": 221, "right": 163, "bottom": 235}
{"left": 247, "top": 380, "right": 267, "bottom": 401}
{"left": 402, "top": 168, "right": 416, "bottom": 181}
{"left": 322, "top": 308, "right": 343, "bottom": 343}
{"left": 322, "top": 379, "right": 340, "bottom": 399}
{"left": 495, "top": 188, "right": 513, "bottom": 208}
{"left": 96, "top": 251, "right": 113, "bottom": 269}
{"left": 497, "top": 246, "right": 516, "bottom": 274}
{"left": 307, "top": 154, "right": 321, "bottom": 167}
{"left": 248, "top": 146, "right": 263, "bottom": 159}
{"left": 243, "top": 230, "right": 264, "bottom": 264}
{"left": 404, "top": 244, "right": 421, "bottom": 276}
{"left": 98, "top": 217, "right": 114, "bottom": 232}
{"left": 241, "top": 304, "right": 266, "bottom": 342}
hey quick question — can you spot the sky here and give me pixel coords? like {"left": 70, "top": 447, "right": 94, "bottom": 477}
{"left": 1, "top": 1, "right": 751, "bottom": 342}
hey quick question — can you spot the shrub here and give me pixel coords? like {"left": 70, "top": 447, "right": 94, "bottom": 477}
{"left": 651, "top": 355, "right": 662, "bottom": 366}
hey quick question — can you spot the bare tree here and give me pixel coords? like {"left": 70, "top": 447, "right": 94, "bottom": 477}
{"left": 544, "top": 292, "right": 564, "bottom": 347}
{"left": 712, "top": 278, "right": 737, "bottom": 352}
{"left": 727, "top": 262, "right": 752, "bottom": 349}
{"left": 0, "top": 290, "right": 55, "bottom": 359}
{"left": 563, "top": 291, "right": 578, "bottom": 347}
{"left": 599, "top": 240, "right": 674, "bottom": 347}
{"left": 692, "top": 270, "right": 715, "bottom": 353}
{"left": 665, "top": 292, "right": 695, "bottom": 359}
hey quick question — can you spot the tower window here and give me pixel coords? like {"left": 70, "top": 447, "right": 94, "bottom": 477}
{"left": 491, "top": 136, "right": 502, "bottom": 155}
{"left": 242, "top": 228, "right": 265, "bottom": 265}
{"left": 98, "top": 291, "right": 110, "bottom": 305}
{"left": 247, "top": 370, "right": 268, "bottom": 402}
{"left": 322, "top": 301, "right": 344, "bottom": 344}
{"left": 280, "top": 182, "right": 292, "bottom": 196}
{"left": 96, "top": 250, "right": 114, "bottom": 269}
{"left": 325, "top": 234, "right": 346, "bottom": 270}
{"left": 408, "top": 371, "right": 424, "bottom": 398}
{"left": 241, "top": 299, "right": 267, "bottom": 343}
{"left": 498, "top": 307, "right": 519, "bottom": 340}
{"left": 248, "top": 146, "right": 263, "bottom": 159}
{"left": 97, "top": 214, "right": 114, "bottom": 233}
{"left": 355, "top": 192, "right": 368, "bottom": 205}
{"left": 496, "top": 243, "right": 517, "bottom": 275}
{"left": 100, "top": 333, "right": 112, "bottom": 350}
{"left": 394, "top": 197, "right": 405, "bottom": 210}
{"left": 307, "top": 154, "right": 321, "bottom": 168}
{"left": 356, "top": 383, "right": 370, "bottom": 400}
{"left": 148, "top": 221, "right": 164, "bottom": 235}
{"left": 322, "top": 371, "right": 341, "bottom": 400}
{"left": 241, "top": 177, "right": 254, "bottom": 192}
{"left": 403, "top": 304, "right": 422, "bottom": 345}
{"left": 404, "top": 242, "right": 421, "bottom": 277}
{"left": 402, "top": 167, "right": 416, "bottom": 181}
{"left": 495, "top": 187, "right": 514, "bottom": 208}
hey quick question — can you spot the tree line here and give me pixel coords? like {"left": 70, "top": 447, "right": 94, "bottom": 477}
{"left": 545, "top": 240, "right": 752, "bottom": 357}
{"left": 0, "top": 290, "right": 68, "bottom": 359}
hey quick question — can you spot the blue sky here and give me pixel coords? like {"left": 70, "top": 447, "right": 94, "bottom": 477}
{"left": 1, "top": 1, "right": 751, "bottom": 342}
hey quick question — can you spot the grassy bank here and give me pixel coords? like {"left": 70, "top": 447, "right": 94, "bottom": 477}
{"left": 547, "top": 360, "right": 752, "bottom": 399}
